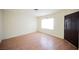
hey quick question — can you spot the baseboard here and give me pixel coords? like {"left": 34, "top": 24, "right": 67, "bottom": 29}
{"left": 38, "top": 31, "right": 64, "bottom": 40}
{"left": 4, "top": 32, "right": 37, "bottom": 40}
{"left": 65, "top": 39, "right": 77, "bottom": 49}
{"left": 0, "top": 40, "right": 2, "bottom": 43}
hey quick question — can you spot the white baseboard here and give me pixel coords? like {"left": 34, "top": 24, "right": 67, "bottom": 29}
{"left": 0, "top": 40, "right": 2, "bottom": 43}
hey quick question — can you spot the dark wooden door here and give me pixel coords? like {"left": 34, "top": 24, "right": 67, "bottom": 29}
{"left": 64, "top": 11, "right": 79, "bottom": 48}
{"left": 77, "top": 16, "right": 79, "bottom": 48}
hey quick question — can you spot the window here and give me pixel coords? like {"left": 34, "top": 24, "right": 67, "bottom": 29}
{"left": 41, "top": 18, "right": 54, "bottom": 30}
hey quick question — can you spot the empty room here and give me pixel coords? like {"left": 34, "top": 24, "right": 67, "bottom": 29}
{"left": 0, "top": 9, "right": 79, "bottom": 50}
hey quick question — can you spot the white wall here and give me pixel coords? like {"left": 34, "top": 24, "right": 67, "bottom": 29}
{"left": 1, "top": 9, "right": 79, "bottom": 39}
{"left": 0, "top": 10, "right": 3, "bottom": 41}
{"left": 3, "top": 10, "right": 37, "bottom": 39}
{"left": 37, "top": 9, "right": 79, "bottom": 39}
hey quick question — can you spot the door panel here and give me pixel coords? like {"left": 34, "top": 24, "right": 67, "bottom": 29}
{"left": 64, "top": 11, "right": 79, "bottom": 48}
